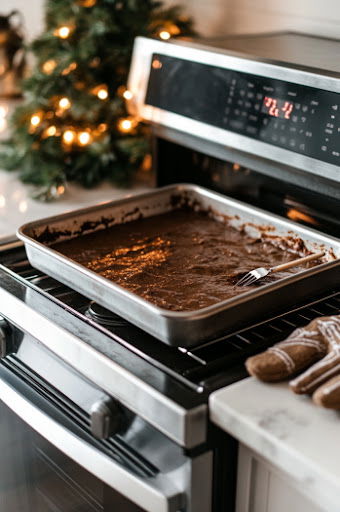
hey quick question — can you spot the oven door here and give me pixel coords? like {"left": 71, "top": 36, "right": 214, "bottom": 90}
{"left": 0, "top": 358, "right": 193, "bottom": 512}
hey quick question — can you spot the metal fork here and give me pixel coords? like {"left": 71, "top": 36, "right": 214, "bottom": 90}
{"left": 235, "top": 251, "right": 325, "bottom": 287}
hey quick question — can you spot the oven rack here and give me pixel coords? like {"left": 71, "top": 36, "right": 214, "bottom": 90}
{"left": 2, "top": 244, "right": 339, "bottom": 392}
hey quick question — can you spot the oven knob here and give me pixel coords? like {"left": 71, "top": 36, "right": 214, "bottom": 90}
{"left": 0, "top": 316, "right": 10, "bottom": 359}
{"left": 90, "top": 398, "right": 125, "bottom": 439}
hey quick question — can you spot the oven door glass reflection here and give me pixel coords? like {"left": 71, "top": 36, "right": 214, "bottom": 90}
{"left": 0, "top": 400, "right": 146, "bottom": 512}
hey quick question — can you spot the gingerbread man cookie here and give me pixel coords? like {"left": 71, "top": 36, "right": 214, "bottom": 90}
{"left": 246, "top": 315, "right": 340, "bottom": 408}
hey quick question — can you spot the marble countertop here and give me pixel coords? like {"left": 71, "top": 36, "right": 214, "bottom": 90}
{"left": 0, "top": 169, "right": 151, "bottom": 242}
{"left": 210, "top": 378, "right": 340, "bottom": 512}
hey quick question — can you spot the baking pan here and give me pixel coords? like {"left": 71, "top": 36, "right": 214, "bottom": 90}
{"left": 17, "top": 184, "right": 340, "bottom": 347}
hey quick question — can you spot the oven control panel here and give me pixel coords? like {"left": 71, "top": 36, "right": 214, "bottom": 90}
{"left": 145, "top": 54, "right": 340, "bottom": 168}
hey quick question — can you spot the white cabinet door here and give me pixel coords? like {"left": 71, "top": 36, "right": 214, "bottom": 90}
{"left": 236, "top": 444, "right": 325, "bottom": 512}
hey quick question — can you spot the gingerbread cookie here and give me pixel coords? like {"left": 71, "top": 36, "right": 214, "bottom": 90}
{"left": 246, "top": 315, "right": 340, "bottom": 408}
{"left": 313, "top": 375, "right": 340, "bottom": 409}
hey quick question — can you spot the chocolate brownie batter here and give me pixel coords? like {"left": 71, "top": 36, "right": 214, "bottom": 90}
{"left": 52, "top": 210, "right": 317, "bottom": 311}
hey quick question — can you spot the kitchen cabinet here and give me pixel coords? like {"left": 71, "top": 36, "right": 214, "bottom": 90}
{"left": 236, "top": 444, "right": 324, "bottom": 512}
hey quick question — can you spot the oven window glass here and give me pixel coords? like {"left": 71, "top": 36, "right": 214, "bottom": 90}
{"left": 0, "top": 400, "right": 146, "bottom": 512}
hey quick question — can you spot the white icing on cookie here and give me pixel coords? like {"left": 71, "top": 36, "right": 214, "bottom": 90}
{"left": 268, "top": 347, "right": 295, "bottom": 373}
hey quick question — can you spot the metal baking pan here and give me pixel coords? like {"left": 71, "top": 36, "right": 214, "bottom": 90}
{"left": 18, "top": 184, "right": 340, "bottom": 347}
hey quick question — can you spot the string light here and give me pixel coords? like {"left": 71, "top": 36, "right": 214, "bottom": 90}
{"left": 118, "top": 117, "right": 138, "bottom": 133}
{"left": 159, "top": 24, "right": 180, "bottom": 40}
{"left": 45, "top": 125, "right": 57, "bottom": 137}
{"left": 30, "top": 114, "right": 41, "bottom": 127}
{"left": 123, "top": 90, "right": 133, "bottom": 100}
{"left": 98, "top": 123, "right": 107, "bottom": 132}
{"left": 92, "top": 84, "right": 108, "bottom": 100}
{"left": 97, "top": 88, "right": 108, "bottom": 100}
{"left": 42, "top": 59, "right": 57, "bottom": 74}
{"left": 62, "top": 62, "right": 77, "bottom": 75}
{"left": 152, "top": 58, "right": 162, "bottom": 69}
{"left": 78, "top": 131, "right": 92, "bottom": 146}
{"left": 159, "top": 30, "right": 171, "bottom": 40}
{"left": 54, "top": 26, "right": 72, "bottom": 39}
{"left": 78, "top": 0, "right": 97, "bottom": 6}
{"left": 63, "top": 130, "right": 76, "bottom": 144}
{"left": 169, "top": 24, "right": 180, "bottom": 35}
{"left": 59, "top": 97, "right": 71, "bottom": 110}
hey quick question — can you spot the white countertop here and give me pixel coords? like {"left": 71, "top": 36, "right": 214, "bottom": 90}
{"left": 0, "top": 169, "right": 151, "bottom": 242}
{"left": 210, "top": 378, "right": 340, "bottom": 512}
{"left": 0, "top": 102, "right": 151, "bottom": 241}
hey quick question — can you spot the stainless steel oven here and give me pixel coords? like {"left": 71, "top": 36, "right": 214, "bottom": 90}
{"left": 0, "top": 323, "right": 214, "bottom": 512}
{"left": 1, "top": 31, "right": 340, "bottom": 512}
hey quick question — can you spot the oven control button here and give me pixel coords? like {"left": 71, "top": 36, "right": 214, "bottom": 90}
{"left": 90, "top": 398, "right": 125, "bottom": 439}
{"left": 0, "top": 316, "right": 10, "bottom": 359}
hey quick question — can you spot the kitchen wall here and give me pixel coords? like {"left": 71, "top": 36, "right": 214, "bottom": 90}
{"left": 1, "top": 0, "right": 340, "bottom": 41}
{"left": 1, "top": 0, "right": 44, "bottom": 40}
{"left": 167, "top": 0, "right": 340, "bottom": 38}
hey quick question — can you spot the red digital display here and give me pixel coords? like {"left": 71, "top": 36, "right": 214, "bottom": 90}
{"left": 261, "top": 96, "right": 294, "bottom": 119}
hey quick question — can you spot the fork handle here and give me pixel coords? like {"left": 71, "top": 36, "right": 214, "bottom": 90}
{"left": 271, "top": 251, "right": 325, "bottom": 273}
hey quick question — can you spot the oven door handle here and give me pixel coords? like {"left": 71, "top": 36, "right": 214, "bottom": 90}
{"left": 0, "top": 376, "right": 186, "bottom": 512}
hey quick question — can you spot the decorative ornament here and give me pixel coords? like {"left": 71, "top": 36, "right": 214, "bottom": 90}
{"left": 0, "top": 10, "right": 26, "bottom": 97}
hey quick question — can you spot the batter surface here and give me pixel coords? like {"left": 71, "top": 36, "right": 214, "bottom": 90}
{"left": 52, "top": 210, "right": 316, "bottom": 311}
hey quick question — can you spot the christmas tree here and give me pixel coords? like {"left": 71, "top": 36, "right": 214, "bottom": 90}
{"left": 1, "top": 0, "right": 195, "bottom": 200}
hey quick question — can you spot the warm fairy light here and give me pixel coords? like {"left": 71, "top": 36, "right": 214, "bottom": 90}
{"left": 55, "top": 26, "right": 72, "bottom": 39}
{"left": 98, "top": 123, "right": 108, "bottom": 132}
{"left": 152, "top": 59, "right": 162, "bottom": 69}
{"left": 123, "top": 90, "right": 133, "bottom": 100}
{"left": 42, "top": 59, "right": 57, "bottom": 74}
{"left": 97, "top": 88, "right": 108, "bottom": 100}
{"left": 62, "top": 61, "right": 77, "bottom": 75}
{"left": 59, "top": 97, "right": 71, "bottom": 109}
{"left": 169, "top": 24, "right": 180, "bottom": 36}
{"left": 118, "top": 118, "right": 133, "bottom": 133}
{"left": 63, "top": 130, "right": 76, "bottom": 144}
{"left": 30, "top": 114, "right": 41, "bottom": 127}
{"left": 142, "top": 153, "right": 152, "bottom": 172}
{"left": 287, "top": 208, "right": 318, "bottom": 225}
{"left": 79, "top": 0, "right": 97, "bottom": 6}
{"left": 46, "top": 125, "right": 57, "bottom": 136}
{"left": 92, "top": 84, "right": 108, "bottom": 99}
{"left": 19, "top": 200, "right": 28, "bottom": 213}
{"left": 159, "top": 30, "right": 171, "bottom": 40}
{"left": 78, "top": 131, "right": 91, "bottom": 145}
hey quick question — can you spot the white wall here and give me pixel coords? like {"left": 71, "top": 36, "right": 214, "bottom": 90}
{"left": 1, "top": 0, "right": 44, "bottom": 40}
{"left": 2, "top": 0, "right": 340, "bottom": 43}
{"left": 167, "top": 0, "right": 340, "bottom": 38}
